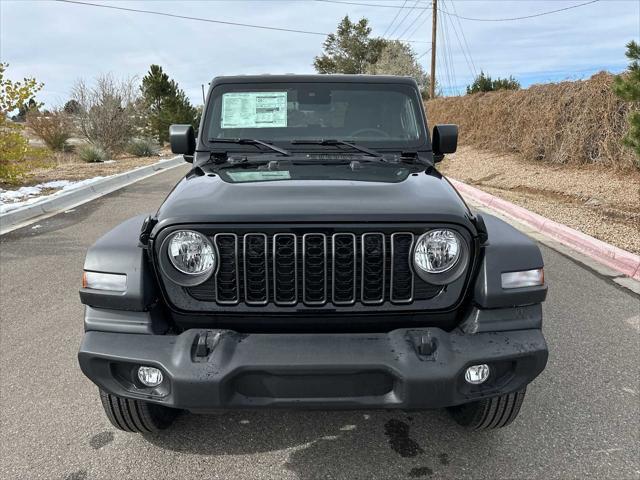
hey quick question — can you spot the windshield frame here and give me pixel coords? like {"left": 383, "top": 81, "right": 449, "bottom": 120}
{"left": 199, "top": 79, "right": 431, "bottom": 153}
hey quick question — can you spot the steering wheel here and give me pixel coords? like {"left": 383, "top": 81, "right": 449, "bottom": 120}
{"left": 349, "top": 128, "right": 390, "bottom": 139}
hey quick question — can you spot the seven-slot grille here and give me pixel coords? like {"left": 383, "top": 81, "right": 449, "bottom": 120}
{"left": 187, "top": 231, "right": 442, "bottom": 307}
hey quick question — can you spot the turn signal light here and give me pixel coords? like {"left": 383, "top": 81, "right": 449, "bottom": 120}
{"left": 501, "top": 268, "right": 544, "bottom": 289}
{"left": 82, "top": 271, "right": 127, "bottom": 292}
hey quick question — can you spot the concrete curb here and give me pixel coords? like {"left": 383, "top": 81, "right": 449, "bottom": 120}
{"left": 449, "top": 178, "right": 640, "bottom": 281}
{"left": 0, "top": 156, "right": 185, "bottom": 235}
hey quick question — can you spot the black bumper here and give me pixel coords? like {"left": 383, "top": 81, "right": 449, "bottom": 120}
{"left": 78, "top": 328, "right": 548, "bottom": 412}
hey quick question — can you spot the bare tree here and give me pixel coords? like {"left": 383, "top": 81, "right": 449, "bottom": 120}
{"left": 71, "top": 74, "right": 139, "bottom": 155}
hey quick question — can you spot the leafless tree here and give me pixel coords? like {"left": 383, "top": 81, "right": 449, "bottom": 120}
{"left": 71, "top": 74, "right": 140, "bottom": 156}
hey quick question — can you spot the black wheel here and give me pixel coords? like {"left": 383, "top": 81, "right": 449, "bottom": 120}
{"left": 99, "top": 389, "right": 179, "bottom": 433}
{"left": 447, "top": 389, "right": 526, "bottom": 430}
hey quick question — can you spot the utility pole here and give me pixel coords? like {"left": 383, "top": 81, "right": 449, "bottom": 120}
{"left": 430, "top": 0, "right": 437, "bottom": 99}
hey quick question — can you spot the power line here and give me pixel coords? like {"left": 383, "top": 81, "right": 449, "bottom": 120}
{"left": 439, "top": 0, "right": 600, "bottom": 22}
{"left": 405, "top": 9, "right": 431, "bottom": 41}
{"left": 382, "top": 0, "right": 408, "bottom": 37}
{"left": 318, "top": 0, "right": 601, "bottom": 22}
{"left": 417, "top": 48, "right": 432, "bottom": 60}
{"left": 387, "top": 0, "right": 421, "bottom": 39}
{"left": 448, "top": 0, "right": 477, "bottom": 77}
{"left": 442, "top": 0, "right": 476, "bottom": 79}
{"left": 396, "top": 1, "right": 429, "bottom": 40}
{"left": 315, "top": 0, "right": 429, "bottom": 9}
{"left": 438, "top": 7, "right": 456, "bottom": 94}
{"left": 55, "top": 0, "right": 431, "bottom": 43}
{"left": 56, "top": 0, "right": 328, "bottom": 36}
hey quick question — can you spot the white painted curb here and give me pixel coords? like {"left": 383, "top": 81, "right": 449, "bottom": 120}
{"left": 0, "top": 156, "right": 185, "bottom": 235}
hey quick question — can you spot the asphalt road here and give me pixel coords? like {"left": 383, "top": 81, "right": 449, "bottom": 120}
{"left": 1, "top": 166, "right": 638, "bottom": 480}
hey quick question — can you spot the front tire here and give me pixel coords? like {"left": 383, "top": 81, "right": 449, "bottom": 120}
{"left": 447, "top": 389, "right": 526, "bottom": 430}
{"left": 99, "top": 389, "right": 179, "bottom": 433}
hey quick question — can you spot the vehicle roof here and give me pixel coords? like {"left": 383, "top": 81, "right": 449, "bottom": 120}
{"left": 210, "top": 74, "right": 418, "bottom": 86}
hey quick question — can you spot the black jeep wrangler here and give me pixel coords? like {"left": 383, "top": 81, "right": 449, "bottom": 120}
{"left": 78, "top": 75, "right": 548, "bottom": 433}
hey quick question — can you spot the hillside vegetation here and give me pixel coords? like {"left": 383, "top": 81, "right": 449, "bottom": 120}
{"left": 426, "top": 72, "right": 638, "bottom": 170}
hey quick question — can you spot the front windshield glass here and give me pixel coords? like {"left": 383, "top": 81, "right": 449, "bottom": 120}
{"left": 205, "top": 82, "right": 425, "bottom": 148}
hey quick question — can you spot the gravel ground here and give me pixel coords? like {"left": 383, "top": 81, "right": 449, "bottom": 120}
{"left": 439, "top": 146, "right": 640, "bottom": 254}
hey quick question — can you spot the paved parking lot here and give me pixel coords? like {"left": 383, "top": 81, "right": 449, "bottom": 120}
{"left": 1, "top": 166, "right": 638, "bottom": 480}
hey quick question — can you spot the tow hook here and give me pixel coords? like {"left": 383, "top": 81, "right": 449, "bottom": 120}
{"left": 193, "top": 331, "right": 221, "bottom": 360}
{"left": 414, "top": 331, "right": 438, "bottom": 358}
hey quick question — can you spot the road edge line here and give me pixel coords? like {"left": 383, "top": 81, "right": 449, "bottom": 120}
{"left": 449, "top": 178, "right": 640, "bottom": 282}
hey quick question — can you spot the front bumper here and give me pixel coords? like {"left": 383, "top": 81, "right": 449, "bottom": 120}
{"left": 78, "top": 328, "right": 547, "bottom": 412}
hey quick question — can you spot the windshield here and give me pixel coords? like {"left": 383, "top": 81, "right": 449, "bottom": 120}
{"left": 205, "top": 82, "right": 426, "bottom": 149}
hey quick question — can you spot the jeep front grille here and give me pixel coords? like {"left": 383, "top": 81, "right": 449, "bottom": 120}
{"left": 187, "top": 231, "right": 442, "bottom": 307}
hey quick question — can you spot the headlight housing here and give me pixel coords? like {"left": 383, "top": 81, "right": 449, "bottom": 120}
{"left": 159, "top": 230, "right": 216, "bottom": 286}
{"left": 413, "top": 229, "right": 468, "bottom": 285}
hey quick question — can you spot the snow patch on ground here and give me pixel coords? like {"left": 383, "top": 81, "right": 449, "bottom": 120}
{"left": 0, "top": 176, "right": 105, "bottom": 214}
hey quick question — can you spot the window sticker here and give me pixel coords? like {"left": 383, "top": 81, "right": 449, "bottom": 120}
{"left": 221, "top": 92, "right": 288, "bottom": 129}
{"left": 227, "top": 171, "right": 291, "bottom": 182}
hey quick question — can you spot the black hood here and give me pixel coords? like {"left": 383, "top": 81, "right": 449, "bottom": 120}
{"left": 154, "top": 166, "right": 476, "bottom": 232}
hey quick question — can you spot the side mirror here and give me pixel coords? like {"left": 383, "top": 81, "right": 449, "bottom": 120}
{"left": 432, "top": 124, "right": 458, "bottom": 162}
{"left": 169, "top": 124, "right": 195, "bottom": 161}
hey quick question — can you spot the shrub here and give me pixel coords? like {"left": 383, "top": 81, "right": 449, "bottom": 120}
{"left": 466, "top": 71, "right": 521, "bottom": 94}
{"left": 26, "top": 109, "right": 73, "bottom": 151}
{"left": 126, "top": 137, "right": 159, "bottom": 157}
{"left": 78, "top": 144, "right": 108, "bottom": 163}
{"left": 0, "top": 62, "right": 44, "bottom": 184}
{"left": 0, "top": 125, "right": 31, "bottom": 183}
{"left": 71, "top": 74, "right": 139, "bottom": 156}
{"left": 426, "top": 72, "right": 637, "bottom": 170}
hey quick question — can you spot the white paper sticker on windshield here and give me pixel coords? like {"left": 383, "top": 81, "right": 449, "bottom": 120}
{"left": 221, "top": 92, "right": 287, "bottom": 129}
{"left": 227, "top": 171, "right": 291, "bottom": 182}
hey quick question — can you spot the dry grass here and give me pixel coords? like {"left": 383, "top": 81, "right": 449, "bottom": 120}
{"left": 427, "top": 72, "right": 638, "bottom": 170}
{"left": 3, "top": 146, "right": 173, "bottom": 188}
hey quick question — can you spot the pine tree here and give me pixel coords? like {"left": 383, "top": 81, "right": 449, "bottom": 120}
{"left": 141, "top": 65, "right": 198, "bottom": 144}
{"left": 63, "top": 99, "right": 82, "bottom": 115}
{"left": 613, "top": 41, "right": 640, "bottom": 161}
{"left": 314, "top": 16, "right": 387, "bottom": 74}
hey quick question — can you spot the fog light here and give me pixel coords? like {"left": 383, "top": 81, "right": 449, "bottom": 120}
{"left": 465, "top": 364, "right": 490, "bottom": 384}
{"left": 137, "top": 366, "right": 163, "bottom": 387}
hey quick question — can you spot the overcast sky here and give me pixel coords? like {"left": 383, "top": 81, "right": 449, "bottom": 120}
{"left": 1, "top": 0, "right": 638, "bottom": 106}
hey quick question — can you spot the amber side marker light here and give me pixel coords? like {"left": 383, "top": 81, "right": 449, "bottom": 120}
{"left": 82, "top": 271, "right": 127, "bottom": 292}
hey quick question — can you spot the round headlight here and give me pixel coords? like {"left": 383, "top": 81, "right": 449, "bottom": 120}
{"left": 167, "top": 230, "right": 215, "bottom": 275}
{"left": 413, "top": 229, "right": 467, "bottom": 284}
{"left": 415, "top": 229, "right": 461, "bottom": 273}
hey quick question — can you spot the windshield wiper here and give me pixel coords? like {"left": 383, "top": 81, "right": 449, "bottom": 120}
{"left": 209, "top": 138, "right": 291, "bottom": 156}
{"left": 290, "top": 139, "right": 386, "bottom": 160}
